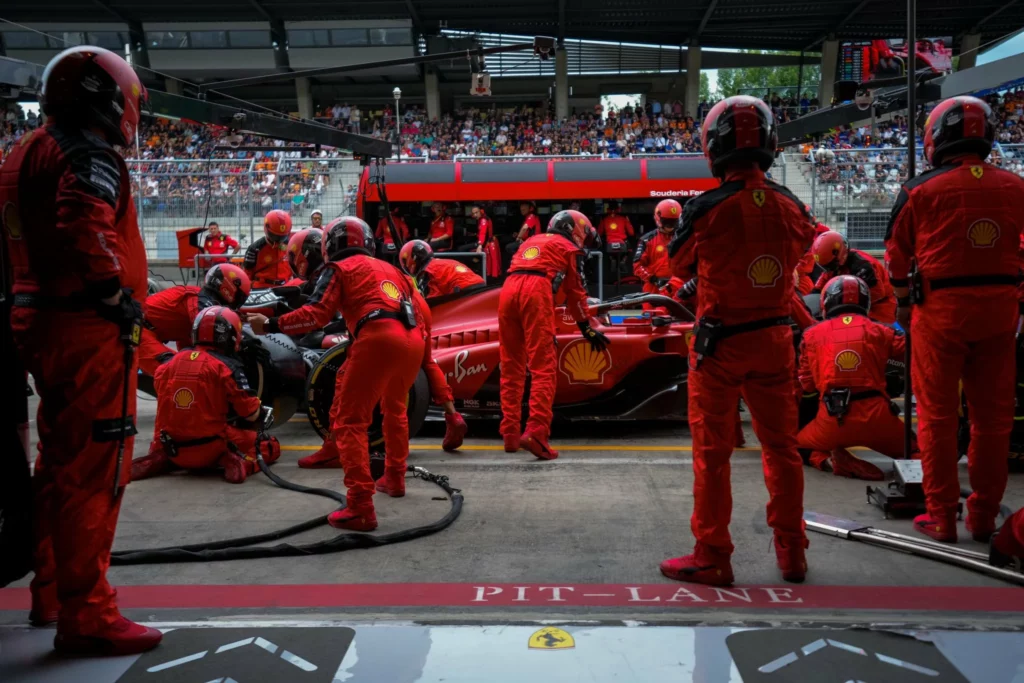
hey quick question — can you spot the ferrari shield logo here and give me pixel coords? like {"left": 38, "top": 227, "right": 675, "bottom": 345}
{"left": 529, "top": 627, "right": 575, "bottom": 650}
{"left": 971, "top": 166, "right": 984, "bottom": 179}
{"left": 190, "top": 351, "right": 201, "bottom": 360}
{"left": 842, "top": 315, "right": 853, "bottom": 325}
{"left": 752, "top": 190, "right": 766, "bottom": 207}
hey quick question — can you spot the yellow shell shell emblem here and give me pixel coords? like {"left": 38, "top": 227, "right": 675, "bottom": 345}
{"left": 2, "top": 201, "right": 22, "bottom": 241}
{"left": 655, "top": 245, "right": 665, "bottom": 253}
{"left": 380, "top": 280, "right": 402, "bottom": 300}
{"left": 559, "top": 338, "right": 612, "bottom": 384}
{"left": 967, "top": 219, "right": 999, "bottom": 248}
{"left": 455, "top": 265, "right": 469, "bottom": 273}
{"left": 610, "top": 222, "right": 618, "bottom": 230}
{"left": 523, "top": 246, "right": 541, "bottom": 260}
{"left": 747, "top": 255, "right": 782, "bottom": 288}
{"left": 752, "top": 190, "right": 766, "bottom": 207}
{"left": 835, "top": 349, "right": 862, "bottom": 372}
{"left": 263, "top": 255, "right": 273, "bottom": 263}
{"left": 528, "top": 627, "right": 575, "bottom": 650}
{"left": 173, "top": 388, "right": 195, "bottom": 409}
{"left": 971, "top": 165, "right": 984, "bottom": 179}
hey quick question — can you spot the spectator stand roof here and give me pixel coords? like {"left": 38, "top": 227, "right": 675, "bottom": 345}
{"left": 1, "top": 0, "right": 1022, "bottom": 53}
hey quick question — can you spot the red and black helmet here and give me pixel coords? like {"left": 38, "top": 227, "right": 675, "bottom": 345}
{"left": 923, "top": 96, "right": 996, "bottom": 166}
{"left": 399, "top": 239, "right": 433, "bottom": 276}
{"left": 812, "top": 231, "right": 849, "bottom": 271}
{"left": 203, "top": 263, "right": 251, "bottom": 309}
{"left": 322, "top": 216, "right": 375, "bottom": 263}
{"left": 191, "top": 306, "right": 244, "bottom": 352}
{"left": 821, "top": 275, "right": 871, "bottom": 319}
{"left": 701, "top": 95, "right": 778, "bottom": 178}
{"left": 263, "top": 209, "right": 292, "bottom": 244}
{"left": 547, "top": 209, "right": 597, "bottom": 249}
{"left": 40, "top": 45, "right": 148, "bottom": 146}
{"left": 286, "top": 228, "right": 324, "bottom": 279}
{"left": 654, "top": 199, "right": 683, "bottom": 233}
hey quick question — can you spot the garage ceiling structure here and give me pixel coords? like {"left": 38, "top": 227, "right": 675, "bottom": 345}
{"left": 1, "top": 0, "right": 1022, "bottom": 52}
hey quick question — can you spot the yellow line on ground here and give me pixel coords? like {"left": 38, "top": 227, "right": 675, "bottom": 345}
{"left": 280, "top": 444, "right": 869, "bottom": 453}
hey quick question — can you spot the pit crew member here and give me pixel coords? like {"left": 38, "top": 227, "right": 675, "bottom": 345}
{"left": 634, "top": 200, "right": 678, "bottom": 296}
{"left": 243, "top": 209, "right": 292, "bottom": 288}
{"left": 376, "top": 206, "right": 410, "bottom": 257}
{"left": 598, "top": 201, "right": 635, "bottom": 252}
{"left": 401, "top": 239, "right": 484, "bottom": 298}
{"left": 202, "top": 222, "right": 238, "bottom": 266}
{"left": 473, "top": 204, "right": 502, "bottom": 280}
{"left": 811, "top": 231, "right": 897, "bottom": 324}
{"left": 428, "top": 202, "right": 454, "bottom": 252}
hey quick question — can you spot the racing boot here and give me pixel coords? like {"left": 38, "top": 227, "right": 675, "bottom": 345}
{"left": 375, "top": 468, "right": 406, "bottom": 498}
{"left": 298, "top": 441, "right": 342, "bottom": 469}
{"left": 130, "top": 446, "right": 172, "bottom": 481}
{"left": 774, "top": 535, "right": 809, "bottom": 583}
{"left": 29, "top": 580, "right": 58, "bottom": 627}
{"left": 54, "top": 616, "right": 163, "bottom": 656}
{"left": 830, "top": 448, "right": 885, "bottom": 481}
{"left": 328, "top": 495, "right": 378, "bottom": 532}
{"left": 965, "top": 514, "right": 998, "bottom": 543}
{"left": 807, "top": 451, "right": 833, "bottom": 472}
{"left": 521, "top": 430, "right": 558, "bottom": 460}
{"left": 218, "top": 452, "right": 251, "bottom": 484}
{"left": 442, "top": 412, "right": 468, "bottom": 452}
{"left": 660, "top": 543, "right": 734, "bottom": 587}
{"left": 503, "top": 433, "right": 520, "bottom": 453}
{"left": 914, "top": 512, "right": 958, "bottom": 543}
{"left": 989, "top": 509, "right": 1024, "bottom": 569}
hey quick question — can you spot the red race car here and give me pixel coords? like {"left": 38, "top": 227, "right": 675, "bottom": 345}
{"left": 304, "top": 286, "right": 696, "bottom": 441}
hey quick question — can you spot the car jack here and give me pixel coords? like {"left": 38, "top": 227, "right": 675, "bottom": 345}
{"left": 866, "top": 460, "right": 963, "bottom": 519}
{"left": 805, "top": 511, "right": 1024, "bottom": 586}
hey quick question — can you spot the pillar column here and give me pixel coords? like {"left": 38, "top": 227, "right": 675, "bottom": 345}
{"left": 296, "top": 77, "right": 313, "bottom": 120}
{"left": 425, "top": 67, "right": 441, "bottom": 121}
{"left": 555, "top": 45, "right": 569, "bottom": 121}
{"left": 164, "top": 78, "right": 183, "bottom": 96}
{"left": 958, "top": 34, "right": 981, "bottom": 71}
{"left": 818, "top": 39, "right": 839, "bottom": 105}
{"left": 685, "top": 40, "right": 701, "bottom": 118}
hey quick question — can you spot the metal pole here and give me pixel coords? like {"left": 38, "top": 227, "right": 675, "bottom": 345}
{"left": 904, "top": 0, "right": 916, "bottom": 461}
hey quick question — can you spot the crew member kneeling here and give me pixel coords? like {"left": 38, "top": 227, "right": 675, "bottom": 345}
{"left": 499, "top": 210, "right": 609, "bottom": 460}
{"left": 131, "top": 307, "right": 280, "bottom": 483}
{"left": 797, "top": 275, "right": 915, "bottom": 481}
{"left": 283, "top": 228, "right": 325, "bottom": 292}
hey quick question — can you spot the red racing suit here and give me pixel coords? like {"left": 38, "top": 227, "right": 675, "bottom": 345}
{"left": 885, "top": 154, "right": 1024, "bottom": 525}
{"left": 269, "top": 255, "right": 423, "bottom": 511}
{"left": 477, "top": 213, "right": 502, "bottom": 279}
{"left": 795, "top": 221, "right": 831, "bottom": 295}
{"left": 376, "top": 216, "right": 410, "bottom": 254}
{"left": 151, "top": 347, "right": 262, "bottom": 470}
{"left": 1, "top": 124, "right": 147, "bottom": 635}
{"left": 202, "top": 233, "right": 238, "bottom": 266}
{"left": 520, "top": 212, "right": 542, "bottom": 239}
{"left": 428, "top": 213, "right": 455, "bottom": 252}
{"left": 418, "top": 257, "right": 485, "bottom": 298}
{"left": 410, "top": 282, "right": 452, "bottom": 406}
{"left": 139, "top": 286, "right": 218, "bottom": 375}
{"left": 633, "top": 230, "right": 673, "bottom": 295}
{"left": 499, "top": 233, "right": 592, "bottom": 441}
{"left": 797, "top": 313, "right": 910, "bottom": 465}
{"left": 669, "top": 165, "right": 815, "bottom": 556}
{"left": 814, "top": 250, "right": 897, "bottom": 324}
{"left": 243, "top": 236, "right": 291, "bottom": 288}
{"left": 599, "top": 212, "right": 635, "bottom": 251}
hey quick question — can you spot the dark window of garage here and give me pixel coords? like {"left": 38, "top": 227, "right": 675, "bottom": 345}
{"left": 229, "top": 30, "right": 271, "bottom": 48}
{"left": 189, "top": 31, "right": 228, "bottom": 48}
{"left": 369, "top": 28, "right": 411, "bottom": 45}
{"left": 147, "top": 32, "right": 189, "bottom": 49}
{"left": 3, "top": 32, "right": 50, "bottom": 48}
{"left": 288, "top": 29, "right": 330, "bottom": 47}
{"left": 330, "top": 29, "right": 369, "bottom": 46}
{"left": 87, "top": 31, "right": 129, "bottom": 50}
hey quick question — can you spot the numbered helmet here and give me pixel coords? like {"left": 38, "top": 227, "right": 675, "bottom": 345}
{"left": 924, "top": 96, "right": 996, "bottom": 166}
{"left": 812, "top": 231, "right": 849, "bottom": 271}
{"left": 547, "top": 209, "right": 597, "bottom": 249}
{"left": 309, "top": 209, "right": 324, "bottom": 227}
{"left": 40, "top": 45, "right": 147, "bottom": 146}
{"left": 286, "top": 228, "right": 324, "bottom": 279}
{"left": 399, "top": 239, "right": 433, "bottom": 276}
{"left": 654, "top": 199, "right": 683, "bottom": 233}
{"left": 821, "top": 275, "right": 871, "bottom": 319}
{"left": 203, "top": 263, "right": 251, "bottom": 309}
{"left": 701, "top": 95, "right": 777, "bottom": 178}
{"left": 191, "top": 306, "right": 244, "bottom": 352}
{"left": 263, "top": 209, "right": 292, "bottom": 244}
{"left": 322, "top": 216, "right": 375, "bottom": 263}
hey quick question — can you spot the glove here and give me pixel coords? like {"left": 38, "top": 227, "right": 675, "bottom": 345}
{"left": 578, "top": 321, "right": 610, "bottom": 352}
{"left": 241, "top": 336, "right": 272, "bottom": 368}
{"left": 96, "top": 288, "right": 143, "bottom": 346}
{"left": 679, "top": 277, "right": 698, "bottom": 298}
{"left": 647, "top": 274, "right": 659, "bottom": 285}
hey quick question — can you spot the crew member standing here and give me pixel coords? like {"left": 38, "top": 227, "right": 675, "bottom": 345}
{"left": 243, "top": 209, "right": 292, "bottom": 288}
{"left": 499, "top": 211, "right": 609, "bottom": 460}
{"left": 598, "top": 201, "right": 635, "bottom": 250}
{"left": 375, "top": 206, "right": 409, "bottom": 258}
{"left": 247, "top": 217, "right": 423, "bottom": 530}
{"left": 811, "top": 231, "right": 897, "bottom": 324}
{"left": 473, "top": 204, "right": 502, "bottom": 280}
{"left": 428, "top": 202, "right": 454, "bottom": 252}
{"left": 633, "top": 200, "right": 677, "bottom": 296}
{"left": 401, "top": 239, "right": 484, "bottom": 298}
{"left": 663, "top": 96, "right": 814, "bottom": 587}
{"left": 516, "top": 201, "right": 543, "bottom": 241}
{"left": 886, "top": 95, "right": 1024, "bottom": 543}
{"left": 202, "top": 222, "right": 238, "bottom": 266}
{"left": 0, "top": 46, "right": 161, "bottom": 654}
{"left": 797, "top": 275, "right": 914, "bottom": 480}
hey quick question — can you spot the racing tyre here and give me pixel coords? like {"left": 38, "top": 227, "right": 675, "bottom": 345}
{"left": 305, "top": 340, "right": 430, "bottom": 446}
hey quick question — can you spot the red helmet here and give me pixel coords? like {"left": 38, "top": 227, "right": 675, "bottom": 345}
{"left": 191, "top": 306, "right": 244, "bottom": 352}
{"left": 40, "top": 45, "right": 148, "bottom": 146}
{"left": 547, "top": 209, "right": 597, "bottom": 249}
{"left": 322, "top": 216, "right": 375, "bottom": 263}
{"left": 701, "top": 95, "right": 777, "bottom": 178}
{"left": 923, "top": 96, "right": 996, "bottom": 166}
{"left": 654, "top": 199, "right": 683, "bottom": 233}
{"left": 812, "top": 231, "right": 849, "bottom": 271}
{"left": 264, "top": 209, "right": 292, "bottom": 244}
{"left": 399, "top": 239, "right": 433, "bottom": 276}
{"left": 821, "top": 275, "right": 870, "bottom": 319}
{"left": 203, "top": 263, "right": 251, "bottom": 309}
{"left": 286, "top": 228, "right": 324, "bottom": 279}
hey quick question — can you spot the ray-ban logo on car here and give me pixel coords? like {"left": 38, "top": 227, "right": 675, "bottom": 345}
{"left": 448, "top": 349, "right": 487, "bottom": 383}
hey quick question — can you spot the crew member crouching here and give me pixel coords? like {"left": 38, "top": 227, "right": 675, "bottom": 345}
{"left": 283, "top": 228, "right": 325, "bottom": 292}
{"left": 401, "top": 239, "right": 484, "bottom": 298}
{"left": 130, "top": 307, "right": 280, "bottom": 483}
{"left": 812, "top": 231, "right": 897, "bottom": 324}
{"left": 797, "top": 275, "right": 916, "bottom": 481}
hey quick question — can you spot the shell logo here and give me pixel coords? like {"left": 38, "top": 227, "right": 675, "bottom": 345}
{"left": 559, "top": 338, "right": 612, "bottom": 384}
{"left": 610, "top": 222, "right": 618, "bottom": 230}
{"left": 967, "top": 219, "right": 999, "bottom": 248}
{"left": 131, "top": 83, "right": 140, "bottom": 98}
{"left": 747, "top": 255, "right": 782, "bottom": 288}
{"left": 523, "top": 246, "right": 541, "bottom": 260}
{"left": 971, "top": 166, "right": 984, "bottom": 179}
{"left": 2, "top": 202, "right": 22, "bottom": 241}
{"left": 380, "top": 280, "right": 402, "bottom": 300}
{"left": 752, "top": 190, "right": 766, "bottom": 207}
{"left": 835, "top": 349, "right": 862, "bottom": 372}
{"left": 455, "top": 265, "right": 469, "bottom": 273}
{"left": 263, "top": 255, "right": 273, "bottom": 263}
{"left": 173, "top": 388, "right": 195, "bottom": 409}
{"left": 655, "top": 245, "right": 665, "bottom": 253}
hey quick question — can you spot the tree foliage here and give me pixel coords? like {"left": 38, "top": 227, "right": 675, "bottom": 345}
{"left": 699, "top": 71, "right": 712, "bottom": 102}
{"left": 713, "top": 51, "right": 821, "bottom": 100}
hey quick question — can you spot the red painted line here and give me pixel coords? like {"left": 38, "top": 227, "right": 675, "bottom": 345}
{"left": 1, "top": 583, "right": 1023, "bottom": 613}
